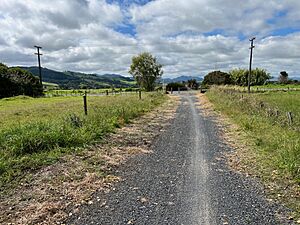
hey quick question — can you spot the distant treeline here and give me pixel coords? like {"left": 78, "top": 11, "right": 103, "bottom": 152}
{"left": 202, "top": 68, "right": 299, "bottom": 86}
{"left": 0, "top": 63, "right": 43, "bottom": 98}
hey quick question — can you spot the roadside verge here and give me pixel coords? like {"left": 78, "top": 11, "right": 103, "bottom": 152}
{"left": 0, "top": 95, "right": 179, "bottom": 225}
{"left": 197, "top": 92, "right": 299, "bottom": 223}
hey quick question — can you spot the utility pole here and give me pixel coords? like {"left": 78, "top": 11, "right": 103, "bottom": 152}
{"left": 34, "top": 45, "right": 43, "bottom": 85}
{"left": 248, "top": 37, "right": 255, "bottom": 93}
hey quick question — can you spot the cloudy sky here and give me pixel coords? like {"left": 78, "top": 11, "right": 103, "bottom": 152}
{"left": 0, "top": 0, "right": 300, "bottom": 78}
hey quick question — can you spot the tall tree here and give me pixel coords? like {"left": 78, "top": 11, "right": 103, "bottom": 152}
{"left": 229, "top": 68, "right": 271, "bottom": 86}
{"left": 129, "top": 52, "right": 163, "bottom": 91}
{"left": 203, "top": 71, "right": 232, "bottom": 85}
{"left": 187, "top": 79, "right": 199, "bottom": 89}
{"left": 278, "top": 71, "right": 288, "bottom": 84}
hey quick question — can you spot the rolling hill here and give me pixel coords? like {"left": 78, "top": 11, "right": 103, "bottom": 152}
{"left": 21, "top": 67, "right": 137, "bottom": 89}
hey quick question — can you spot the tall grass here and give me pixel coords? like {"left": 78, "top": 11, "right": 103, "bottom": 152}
{"left": 0, "top": 93, "right": 166, "bottom": 188}
{"left": 206, "top": 87, "right": 300, "bottom": 183}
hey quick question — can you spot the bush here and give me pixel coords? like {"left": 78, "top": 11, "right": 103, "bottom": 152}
{"left": 203, "top": 71, "right": 232, "bottom": 85}
{"left": 229, "top": 68, "right": 271, "bottom": 86}
{"left": 166, "top": 82, "right": 187, "bottom": 91}
{"left": 0, "top": 63, "right": 43, "bottom": 98}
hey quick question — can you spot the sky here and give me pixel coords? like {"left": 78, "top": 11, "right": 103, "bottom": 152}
{"left": 0, "top": 0, "right": 300, "bottom": 78}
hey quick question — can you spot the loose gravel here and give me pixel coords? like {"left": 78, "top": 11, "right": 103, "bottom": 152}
{"left": 66, "top": 92, "right": 293, "bottom": 225}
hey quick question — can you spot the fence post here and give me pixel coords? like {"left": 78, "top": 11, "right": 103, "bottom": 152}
{"left": 83, "top": 92, "right": 88, "bottom": 115}
{"left": 106, "top": 90, "right": 108, "bottom": 96}
{"left": 178, "top": 87, "right": 180, "bottom": 94}
{"left": 139, "top": 90, "right": 142, "bottom": 100}
{"left": 287, "top": 112, "right": 293, "bottom": 125}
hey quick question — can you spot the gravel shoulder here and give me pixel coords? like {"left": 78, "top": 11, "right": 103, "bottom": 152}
{"left": 66, "top": 92, "right": 293, "bottom": 225}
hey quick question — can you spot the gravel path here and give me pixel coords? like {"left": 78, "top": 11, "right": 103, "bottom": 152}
{"left": 66, "top": 92, "right": 292, "bottom": 225}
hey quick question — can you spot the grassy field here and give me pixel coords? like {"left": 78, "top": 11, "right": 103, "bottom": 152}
{"left": 220, "top": 84, "right": 300, "bottom": 92}
{"left": 206, "top": 86, "right": 300, "bottom": 214}
{"left": 0, "top": 92, "right": 166, "bottom": 189}
{"left": 207, "top": 87, "right": 299, "bottom": 180}
{"left": 44, "top": 88, "right": 139, "bottom": 96}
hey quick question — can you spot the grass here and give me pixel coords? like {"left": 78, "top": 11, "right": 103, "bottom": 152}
{"left": 252, "top": 83, "right": 300, "bottom": 89}
{"left": 206, "top": 86, "right": 300, "bottom": 215}
{"left": 206, "top": 87, "right": 299, "bottom": 181}
{"left": 0, "top": 92, "right": 166, "bottom": 189}
{"left": 44, "top": 88, "right": 140, "bottom": 97}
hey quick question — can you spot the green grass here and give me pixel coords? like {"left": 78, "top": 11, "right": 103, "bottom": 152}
{"left": 44, "top": 88, "right": 140, "bottom": 97}
{"left": 206, "top": 87, "right": 300, "bottom": 183}
{"left": 0, "top": 92, "right": 166, "bottom": 188}
{"left": 252, "top": 83, "right": 300, "bottom": 89}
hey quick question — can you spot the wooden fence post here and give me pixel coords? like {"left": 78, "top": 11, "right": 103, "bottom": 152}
{"left": 83, "top": 92, "right": 88, "bottom": 115}
{"left": 139, "top": 90, "right": 142, "bottom": 100}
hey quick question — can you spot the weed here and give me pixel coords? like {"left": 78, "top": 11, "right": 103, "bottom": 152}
{"left": 0, "top": 92, "right": 166, "bottom": 187}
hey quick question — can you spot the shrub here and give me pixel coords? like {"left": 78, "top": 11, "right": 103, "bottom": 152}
{"left": 203, "top": 71, "right": 232, "bottom": 85}
{"left": 0, "top": 63, "right": 43, "bottom": 98}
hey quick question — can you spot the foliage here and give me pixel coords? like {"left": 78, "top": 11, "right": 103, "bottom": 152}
{"left": 202, "top": 70, "right": 232, "bottom": 85}
{"left": 129, "top": 52, "right": 163, "bottom": 91}
{"left": 229, "top": 68, "right": 271, "bottom": 86}
{"left": 0, "top": 63, "right": 43, "bottom": 98}
{"left": 166, "top": 82, "right": 187, "bottom": 91}
{"left": 279, "top": 71, "right": 289, "bottom": 84}
{"left": 0, "top": 93, "right": 167, "bottom": 187}
{"left": 187, "top": 79, "right": 199, "bottom": 89}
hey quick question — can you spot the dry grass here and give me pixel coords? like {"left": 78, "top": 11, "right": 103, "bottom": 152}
{"left": 0, "top": 96, "right": 179, "bottom": 225}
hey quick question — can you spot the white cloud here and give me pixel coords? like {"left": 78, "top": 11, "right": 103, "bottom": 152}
{"left": 0, "top": 0, "right": 300, "bottom": 78}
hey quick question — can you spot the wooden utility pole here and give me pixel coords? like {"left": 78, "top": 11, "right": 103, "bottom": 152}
{"left": 34, "top": 45, "right": 43, "bottom": 85}
{"left": 248, "top": 37, "right": 255, "bottom": 93}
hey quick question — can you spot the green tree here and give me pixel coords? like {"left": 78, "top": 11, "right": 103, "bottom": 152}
{"left": 166, "top": 82, "right": 186, "bottom": 91}
{"left": 278, "top": 71, "right": 288, "bottom": 84}
{"left": 229, "top": 68, "right": 271, "bottom": 86}
{"left": 229, "top": 68, "right": 248, "bottom": 86}
{"left": 187, "top": 79, "right": 199, "bottom": 89}
{"left": 203, "top": 71, "right": 232, "bottom": 85}
{"left": 0, "top": 63, "right": 43, "bottom": 98}
{"left": 129, "top": 52, "right": 163, "bottom": 91}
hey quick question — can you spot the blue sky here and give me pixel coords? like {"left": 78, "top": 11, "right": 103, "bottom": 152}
{"left": 0, "top": 0, "right": 300, "bottom": 78}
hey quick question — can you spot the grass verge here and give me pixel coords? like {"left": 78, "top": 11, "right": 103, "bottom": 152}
{"left": 205, "top": 87, "right": 300, "bottom": 218}
{"left": 0, "top": 92, "right": 166, "bottom": 190}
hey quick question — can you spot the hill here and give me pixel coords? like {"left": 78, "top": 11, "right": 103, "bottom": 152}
{"left": 162, "top": 75, "right": 203, "bottom": 84}
{"left": 21, "top": 67, "right": 137, "bottom": 89}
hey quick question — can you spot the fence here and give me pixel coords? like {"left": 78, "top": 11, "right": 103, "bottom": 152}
{"left": 216, "top": 88, "right": 299, "bottom": 132}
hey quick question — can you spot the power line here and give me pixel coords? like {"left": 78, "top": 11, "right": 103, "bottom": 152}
{"left": 248, "top": 37, "right": 255, "bottom": 93}
{"left": 34, "top": 45, "right": 43, "bottom": 85}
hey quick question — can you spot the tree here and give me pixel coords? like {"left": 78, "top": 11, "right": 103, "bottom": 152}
{"left": 187, "top": 79, "right": 199, "bottom": 89}
{"left": 129, "top": 52, "right": 163, "bottom": 91}
{"left": 202, "top": 70, "right": 232, "bottom": 85}
{"left": 0, "top": 63, "right": 43, "bottom": 98}
{"left": 229, "top": 68, "right": 271, "bottom": 86}
{"left": 166, "top": 82, "right": 187, "bottom": 91}
{"left": 229, "top": 68, "right": 248, "bottom": 86}
{"left": 279, "top": 71, "right": 288, "bottom": 84}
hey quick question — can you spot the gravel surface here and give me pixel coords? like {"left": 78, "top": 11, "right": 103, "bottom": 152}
{"left": 66, "top": 92, "right": 293, "bottom": 225}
